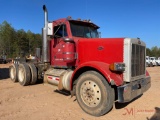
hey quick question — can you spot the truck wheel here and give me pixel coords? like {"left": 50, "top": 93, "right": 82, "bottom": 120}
{"left": 9, "top": 64, "right": 18, "bottom": 82}
{"left": 28, "top": 63, "right": 37, "bottom": 85}
{"left": 76, "top": 71, "right": 114, "bottom": 116}
{"left": 150, "top": 62, "right": 153, "bottom": 67}
{"left": 18, "top": 63, "right": 31, "bottom": 86}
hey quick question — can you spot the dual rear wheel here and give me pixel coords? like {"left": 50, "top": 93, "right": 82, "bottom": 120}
{"left": 10, "top": 63, "right": 37, "bottom": 86}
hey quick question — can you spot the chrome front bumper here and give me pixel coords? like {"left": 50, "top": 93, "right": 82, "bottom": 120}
{"left": 117, "top": 76, "right": 151, "bottom": 103}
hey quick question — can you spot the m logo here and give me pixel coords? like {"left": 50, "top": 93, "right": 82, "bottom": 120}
{"left": 123, "top": 108, "right": 134, "bottom": 116}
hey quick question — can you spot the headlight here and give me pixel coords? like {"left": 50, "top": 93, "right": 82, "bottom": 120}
{"left": 109, "top": 62, "right": 125, "bottom": 72}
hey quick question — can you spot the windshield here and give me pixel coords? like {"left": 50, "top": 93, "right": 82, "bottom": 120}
{"left": 69, "top": 21, "right": 99, "bottom": 38}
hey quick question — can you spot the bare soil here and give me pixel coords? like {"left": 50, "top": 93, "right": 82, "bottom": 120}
{"left": 0, "top": 63, "right": 159, "bottom": 120}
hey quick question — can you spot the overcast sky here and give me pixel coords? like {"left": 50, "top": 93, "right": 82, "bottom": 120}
{"left": 0, "top": 0, "right": 159, "bottom": 48}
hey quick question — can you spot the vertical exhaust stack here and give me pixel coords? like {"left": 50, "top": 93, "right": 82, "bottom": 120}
{"left": 42, "top": 5, "right": 50, "bottom": 63}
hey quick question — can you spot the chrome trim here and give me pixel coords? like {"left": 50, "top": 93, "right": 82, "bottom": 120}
{"left": 123, "top": 38, "right": 146, "bottom": 82}
{"left": 42, "top": 5, "right": 50, "bottom": 63}
{"left": 117, "top": 76, "right": 151, "bottom": 103}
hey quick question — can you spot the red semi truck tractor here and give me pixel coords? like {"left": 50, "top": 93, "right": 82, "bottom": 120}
{"left": 9, "top": 5, "right": 151, "bottom": 116}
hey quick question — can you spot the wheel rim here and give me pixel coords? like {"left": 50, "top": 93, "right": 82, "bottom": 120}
{"left": 18, "top": 67, "right": 25, "bottom": 82}
{"left": 80, "top": 80, "right": 101, "bottom": 107}
{"left": 10, "top": 67, "right": 15, "bottom": 79}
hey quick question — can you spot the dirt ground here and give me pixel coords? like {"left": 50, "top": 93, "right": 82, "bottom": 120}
{"left": 0, "top": 63, "right": 159, "bottom": 120}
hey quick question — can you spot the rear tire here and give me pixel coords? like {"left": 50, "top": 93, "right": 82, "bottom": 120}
{"left": 76, "top": 71, "right": 114, "bottom": 116}
{"left": 9, "top": 64, "right": 18, "bottom": 82}
{"left": 28, "top": 63, "right": 37, "bottom": 85}
{"left": 18, "top": 63, "right": 31, "bottom": 86}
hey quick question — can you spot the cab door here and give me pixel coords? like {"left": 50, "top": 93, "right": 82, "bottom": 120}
{"left": 50, "top": 24, "right": 68, "bottom": 67}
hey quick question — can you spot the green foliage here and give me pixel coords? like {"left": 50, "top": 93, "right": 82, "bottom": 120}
{"left": 0, "top": 21, "right": 15, "bottom": 57}
{"left": 146, "top": 46, "right": 160, "bottom": 58}
{"left": 146, "top": 48, "right": 151, "bottom": 56}
{"left": 0, "top": 21, "right": 42, "bottom": 58}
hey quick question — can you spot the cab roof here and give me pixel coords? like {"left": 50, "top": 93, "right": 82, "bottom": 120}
{"left": 52, "top": 17, "right": 100, "bottom": 29}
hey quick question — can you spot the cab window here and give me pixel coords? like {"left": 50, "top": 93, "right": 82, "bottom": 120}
{"left": 53, "top": 24, "right": 68, "bottom": 38}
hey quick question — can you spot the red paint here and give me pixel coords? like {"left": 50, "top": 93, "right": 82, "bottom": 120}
{"left": 49, "top": 18, "right": 125, "bottom": 88}
{"left": 146, "top": 70, "right": 150, "bottom": 77}
{"left": 50, "top": 39, "right": 54, "bottom": 65}
{"left": 70, "top": 61, "right": 123, "bottom": 88}
{"left": 48, "top": 76, "right": 52, "bottom": 79}
{"left": 50, "top": 37, "right": 76, "bottom": 67}
{"left": 63, "top": 42, "right": 75, "bottom": 63}
{"left": 70, "top": 38, "right": 124, "bottom": 88}
{"left": 47, "top": 76, "right": 59, "bottom": 81}
{"left": 55, "top": 77, "right": 60, "bottom": 81}
{"left": 77, "top": 38, "right": 124, "bottom": 65}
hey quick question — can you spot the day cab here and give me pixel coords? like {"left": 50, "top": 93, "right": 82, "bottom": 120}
{"left": 9, "top": 5, "right": 151, "bottom": 116}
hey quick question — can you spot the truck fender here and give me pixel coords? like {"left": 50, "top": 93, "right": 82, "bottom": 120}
{"left": 70, "top": 61, "right": 123, "bottom": 90}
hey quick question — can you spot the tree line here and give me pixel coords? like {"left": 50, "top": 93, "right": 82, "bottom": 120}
{"left": 146, "top": 47, "right": 160, "bottom": 58}
{"left": 0, "top": 21, "right": 42, "bottom": 58}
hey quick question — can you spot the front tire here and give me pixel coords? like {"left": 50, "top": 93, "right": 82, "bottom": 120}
{"left": 76, "top": 71, "right": 114, "bottom": 116}
{"left": 18, "top": 63, "right": 31, "bottom": 86}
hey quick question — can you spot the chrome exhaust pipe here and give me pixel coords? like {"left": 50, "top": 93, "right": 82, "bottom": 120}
{"left": 43, "top": 5, "right": 48, "bottom": 28}
{"left": 42, "top": 5, "right": 50, "bottom": 63}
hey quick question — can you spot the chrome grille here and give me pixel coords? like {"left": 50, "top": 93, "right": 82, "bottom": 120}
{"left": 131, "top": 44, "right": 145, "bottom": 77}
